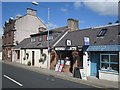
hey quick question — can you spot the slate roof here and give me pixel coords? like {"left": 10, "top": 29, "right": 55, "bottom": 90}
{"left": 14, "top": 38, "right": 31, "bottom": 49}
{"left": 30, "top": 26, "right": 67, "bottom": 36}
{"left": 55, "top": 24, "right": 120, "bottom": 47}
{"left": 17, "top": 26, "right": 68, "bottom": 49}
{"left": 15, "top": 23, "right": 120, "bottom": 49}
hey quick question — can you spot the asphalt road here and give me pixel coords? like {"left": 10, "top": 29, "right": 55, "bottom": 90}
{"left": 2, "top": 63, "right": 97, "bottom": 88}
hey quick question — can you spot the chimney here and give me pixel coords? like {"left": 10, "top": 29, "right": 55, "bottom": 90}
{"left": 67, "top": 18, "right": 79, "bottom": 32}
{"left": 27, "top": 8, "right": 37, "bottom": 16}
{"left": 16, "top": 15, "right": 22, "bottom": 19}
{"left": 38, "top": 26, "right": 46, "bottom": 32}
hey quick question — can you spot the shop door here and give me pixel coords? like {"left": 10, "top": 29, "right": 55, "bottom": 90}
{"left": 90, "top": 52, "right": 100, "bottom": 77}
{"left": 32, "top": 51, "right": 35, "bottom": 66}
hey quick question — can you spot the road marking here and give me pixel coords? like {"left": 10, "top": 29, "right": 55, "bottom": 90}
{"left": 3, "top": 75, "right": 23, "bottom": 87}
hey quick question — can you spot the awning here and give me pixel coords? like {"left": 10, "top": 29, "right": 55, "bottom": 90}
{"left": 87, "top": 45, "right": 120, "bottom": 51}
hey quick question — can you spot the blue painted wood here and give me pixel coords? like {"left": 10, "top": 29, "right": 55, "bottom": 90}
{"left": 87, "top": 45, "right": 120, "bottom": 51}
{"left": 90, "top": 52, "right": 100, "bottom": 77}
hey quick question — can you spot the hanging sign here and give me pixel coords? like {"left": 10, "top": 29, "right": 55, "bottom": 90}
{"left": 84, "top": 37, "right": 90, "bottom": 46}
{"left": 66, "top": 39, "right": 72, "bottom": 46}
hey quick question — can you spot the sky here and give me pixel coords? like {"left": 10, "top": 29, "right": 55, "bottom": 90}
{"left": 0, "top": 0, "right": 119, "bottom": 35}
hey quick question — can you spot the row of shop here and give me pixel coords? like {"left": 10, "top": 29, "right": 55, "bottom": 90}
{"left": 50, "top": 45, "right": 119, "bottom": 81}
{"left": 12, "top": 45, "right": 120, "bottom": 81}
{"left": 12, "top": 23, "right": 120, "bottom": 82}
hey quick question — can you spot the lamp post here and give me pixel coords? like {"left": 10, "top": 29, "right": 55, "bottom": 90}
{"left": 32, "top": 1, "right": 50, "bottom": 69}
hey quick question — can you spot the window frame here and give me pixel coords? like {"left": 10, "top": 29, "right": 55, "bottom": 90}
{"left": 31, "top": 36, "right": 36, "bottom": 43}
{"left": 100, "top": 54, "right": 118, "bottom": 73}
{"left": 97, "top": 29, "right": 107, "bottom": 37}
{"left": 39, "top": 36, "right": 42, "bottom": 42}
{"left": 47, "top": 34, "right": 53, "bottom": 41}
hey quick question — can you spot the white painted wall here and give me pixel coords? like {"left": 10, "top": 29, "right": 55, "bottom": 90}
{"left": 0, "top": 52, "right": 2, "bottom": 60}
{"left": 35, "top": 49, "right": 48, "bottom": 69}
{"left": 21, "top": 49, "right": 49, "bottom": 69}
{"left": 14, "top": 14, "right": 46, "bottom": 44}
{"left": 99, "top": 71, "right": 118, "bottom": 82}
{"left": 12, "top": 49, "right": 21, "bottom": 63}
{"left": 21, "top": 49, "right": 32, "bottom": 65}
{"left": 83, "top": 52, "right": 91, "bottom": 76}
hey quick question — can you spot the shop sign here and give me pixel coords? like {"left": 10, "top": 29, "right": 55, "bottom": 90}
{"left": 84, "top": 37, "right": 90, "bottom": 46}
{"left": 67, "top": 47, "right": 77, "bottom": 50}
{"left": 78, "top": 46, "right": 83, "bottom": 51}
{"left": 55, "top": 47, "right": 65, "bottom": 51}
{"left": 66, "top": 39, "right": 72, "bottom": 46}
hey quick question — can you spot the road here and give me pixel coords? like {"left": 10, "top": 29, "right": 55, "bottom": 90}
{"left": 2, "top": 63, "right": 97, "bottom": 88}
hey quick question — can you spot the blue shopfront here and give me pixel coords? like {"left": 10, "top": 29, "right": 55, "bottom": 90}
{"left": 87, "top": 45, "right": 120, "bottom": 81}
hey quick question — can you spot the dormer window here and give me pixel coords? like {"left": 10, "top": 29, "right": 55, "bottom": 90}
{"left": 39, "top": 36, "right": 42, "bottom": 42}
{"left": 31, "top": 37, "right": 36, "bottom": 42}
{"left": 47, "top": 34, "right": 53, "bottom": 41}
{"left": 97, "top": 29, "right": 107, "bottom": 37}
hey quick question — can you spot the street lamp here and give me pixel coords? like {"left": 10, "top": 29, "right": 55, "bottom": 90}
{"left": 32, "top": 1, "right": 50, "bottom": 69}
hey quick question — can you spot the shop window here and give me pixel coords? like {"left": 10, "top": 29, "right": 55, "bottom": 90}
{"left": 97, "top": 29, "right": 107, "bottom": 37}
{"left": 110, "top": 55, "right": 118, "bottom": 63}
{"left": 101, "top": 55, "right": 109, "bottom": 62}
{"left": 100, "top": 54, "right": 118, "bottom": 72}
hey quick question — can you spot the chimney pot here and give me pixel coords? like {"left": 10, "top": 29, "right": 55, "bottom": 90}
{"left": 27, "top": 8, "right": 37, "bottom": 16}
{"left": 38, "top": 26, "right": 46, "bottom": 32}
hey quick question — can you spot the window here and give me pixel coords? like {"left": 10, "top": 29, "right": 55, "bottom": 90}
{"left": 39, "top": 36, "right": 42, "bottom": 42}
{"left": 15, "top": 50, "right": 20, "bottom": 59}
{"left": 100, "top": 54, "right": 118, "bottom": 72}
{"left": 17, "top": 50, "right": 20, "bottom": 59}
{"left": 47, "top": 34, "right": 53, "bottom": 41}
{"left": 97, "top": 29, "right": 107, "bottom": 37}
{"left": 8, "top": 50, "right": 11, "bottom": 58}
{"left": 31, "top": 37, "right": 36, "bottom": 42}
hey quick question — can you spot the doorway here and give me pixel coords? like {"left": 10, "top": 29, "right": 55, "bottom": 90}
{"left": 32, "top": 51, "right": 35, "bottom": 66}
{"left": 90, "top": 52, "right": 100, "bottom": 78}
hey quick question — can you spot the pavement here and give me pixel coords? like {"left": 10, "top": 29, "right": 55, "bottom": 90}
{"left": 2, "top": 60, "right": 120, "bottom": 89}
